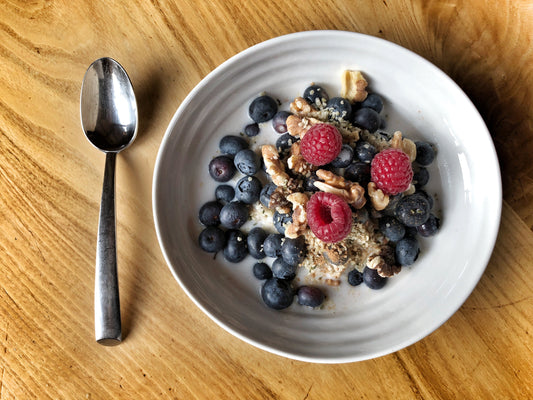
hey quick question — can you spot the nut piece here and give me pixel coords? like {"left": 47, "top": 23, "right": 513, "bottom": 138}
{"left": 313, "top": 169, "right": 367, "bottom": 209}
{"left": 390, "top": 131, "right": 417, "bottom": 162}
{"left": 290, "top": 96, "right": 315, "bottom": 115}
{"left": 367, "top": 182, "right": 389, "bottom": 211}
{"left": 285, "top": 192, "right": 309, "bottom": 239}
{"left": 269, "top": 186, "right": 292, "bottom": 214}
{"left": 287, "top": 142, "right": 315, "bottom": 177}
{"left": 366, "top": 245, "right": 401, "bottom": 277}
{"left": 341, "top": 70, "right": 368, "bottom": 102}
{"left": 261, "top": 145, "right": 290, "bottom": 187}
{"left": 322, "top": 242, "right": 349, "bottom": 266}
{"left": 286, "top": 114, "right": 308, "bottom": 138}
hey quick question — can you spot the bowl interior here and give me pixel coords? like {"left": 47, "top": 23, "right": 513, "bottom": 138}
{"left": 153, "top": 31, "right": 501, "bottom": 363}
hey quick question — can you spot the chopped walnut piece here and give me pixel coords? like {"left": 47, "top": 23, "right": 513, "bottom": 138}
{"left": 322, "top": 242, "right": 349, "bottom": 266}
{"left": 390, "top": 131, "right": 417, "bottom": 162}
{"left": 286, "top": 114, "right": 322, "bottom": 139}
{"left": 287, "top": 142, "right": 315, "bottom": 177}
{"left": 261, "top": 145, "right": 289, "bottom": 187}
{"left": 341, "top": 70, "right": 368, "bottom": 102}
{"left": 290, "top": 96, "right": 315, "bottom": 115}
{"left": 313, "top": 169, "right": 366, "bottom": 209}
{"left": 366, "top": 245, "right": 401, "bottom": 277}
{"left": 367, "top": 182, "right": 389, "bottom": 211}
{"left": 269, "top": 186, "right": 291, "bottom": 214}
{"left": 285, "top": 192, "right": 309, "bottom": 239}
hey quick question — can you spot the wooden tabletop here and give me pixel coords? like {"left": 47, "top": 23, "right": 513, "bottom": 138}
{"left": 1, "top": 1, "right": 532, "bottom": 398}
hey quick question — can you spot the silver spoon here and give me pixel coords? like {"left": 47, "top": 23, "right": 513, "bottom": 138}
{"left": 80, "top": 57, "right": 138, "bottom": 345}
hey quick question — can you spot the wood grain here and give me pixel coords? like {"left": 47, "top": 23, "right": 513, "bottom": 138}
{"left": 1, "top": 0, "right": 532, "bottom": 398}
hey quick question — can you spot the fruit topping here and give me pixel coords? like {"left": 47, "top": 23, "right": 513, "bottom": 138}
{"left": 370, "top": 148, "right": 413, "bottom": 195}
{"left": 306, "top": 192, "right": 352, "bottom": 243}
{"left": 261, "top": 278, "right": 294, "bottom": 310}
{"left": 296, "top": 286, "right": 325, "bottom": 308}
{"left": 208, "top": 155, "right": 236, "bottom": 182}
{"left": 300, "top": 123, "right": 343, "bottom": 166}
{"left": 249, "top": 95, "right": 278, "bottom": 123}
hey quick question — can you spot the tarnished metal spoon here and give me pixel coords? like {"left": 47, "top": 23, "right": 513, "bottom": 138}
{"left": 80, "top": 57, "right": 138, "bottom": 345}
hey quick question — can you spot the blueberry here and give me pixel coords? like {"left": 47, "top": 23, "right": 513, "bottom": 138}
{"left": 379, "top": 216, "right": 406, "bottom": 242}
{"left": 219, "top": 135, "right": 248, "bottom": 156}
{"left": 275, "top": 133, "right": 297, "bottom": 155}
{"left": 360, "top": 93, "right": 384, "bottom": 113}
{"left": 281, "top": 236, "right": 307, "bottom": 266}
{"left": 326, "top": 97, "right": 352, "bottom": 121}
{"left": 347, "top": 269, "right": 364, "bottom": 286}
{"left": 234, "top": 149, "right": 260, "bottom": 176}
{"left": 272, "top": 257, "right": 297, "bottom": 280}
{"left": 413, "top": 166, "right": 429, "bottom": 188}
{"left": 261, "top": 278, "right": 294, "bottom": 310}
{"left": 198, "top": 200, "right": 223, "bottom": 226}
{"left": 396, "top": 194, "right": 431, "bottom": 227}
{"left": 330, "top": 144, "right": 354, "bottom": 168}
{"left": 416, "top": 213, "right": 440, "bottom": 237}
{"left": 219, "top": 201, "right": 249, "bottom": 229}
{"left": 253, "top": 262, "right": 272, "bottom": 280}
{"left": 303, "top": 84, "right": 329, "bottom": 107}
{"left": 297, "top": 286, "right": 325, "bottom": 308}
{"left": 416, "top": 190, "right": 434, "bottom": 209}
{"left": 263, "top": 233, "right": 284, "bottom": 258}
{"left": 415, "top": 141, "right": 436, "bottom": 166}
{"left": 215, "top": 184, "right": 235, "bottom": 203}
{"left": 354, "top": 141, "right": 377, "bottom": 163}
{"left": 198, "top": 226, "right": 226, "bottom": 253}
{"left": 247, "top": 227, "right": 267, "bottom": 259}
{"left": 395, "top": 236, "right": 420, "bottom": 265}
{"left": 235, "top": 176, "right": 262, "bottom": 204}
{"left": 208, "top": 156, "right": 236, "bottom": 182}
{"left": 273, "top": 211, "right": 293, "bottom": 235}
{"left": 344, "top": 162, "right": 370, "bottom": 186}
{"left": 260, "top": 182, "right": 277, "bottom": 208}
{"left": 352, "top": 107, "right": 380, "bottom": 133}
{"left": 249, "top": 95, "right": 278, "bottom": 123}
{"left": 223, "top": 229, "right": 248, "bottom": 263}
{"left": 363, "top": 267, "right": 387, "bottom": 289}
{"left": 382, "top": 194, "right": 403, "bottom": 216}
{"left": 303, "top": 174, "right": 320, "bottom": 193}
{"left": 244, "top": 123, "right": 260, "bottom": 137}
{"left": 272, "top": 111, "right": 292, "bottom": 134}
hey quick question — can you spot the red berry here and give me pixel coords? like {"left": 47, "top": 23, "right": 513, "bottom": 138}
{"left": 370, "top": 148, "right": 413, "bottom": 195}
{"left": 306, "top": 192, "right": 352, "bottom": 243}
{"left": 300, "top": 124, "right": 342, "bottom": 166}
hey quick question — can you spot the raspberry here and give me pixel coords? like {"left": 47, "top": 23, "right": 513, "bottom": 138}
{"left": 306, "top": 192, "right": 352, "bottom": 243}
{"left": 300, "top": 123, "right": 342, "bottom": 166}
{"left": 370, "top": 148, "right": 413, "bottom": 195}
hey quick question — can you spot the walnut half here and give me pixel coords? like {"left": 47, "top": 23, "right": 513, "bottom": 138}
{"left": 285, "top": 192, "right": 309, "bottom": 239}
{"left": 367, "top": 182, "right": 389, "bottom": 211}
{"left": 261, "top": 145, "right": 289, "bottom": 187}
{"left": 313, "top": 169, "right": 366, "bottom": 209}
{"left": 390, "top": 131, "right": 417, "bottom": 162}
{"left": 366, "top": 245, "right": 401, "bottom": 278}
{"left": 341, "top": 70, "right": 368, "bottom": 102}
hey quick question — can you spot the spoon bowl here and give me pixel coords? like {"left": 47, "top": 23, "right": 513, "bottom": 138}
{"left": 80, "top": 57, "right": 138, "bottom": 345}
{"left": 81, "top": 58, "right": 137, "bottom": 152}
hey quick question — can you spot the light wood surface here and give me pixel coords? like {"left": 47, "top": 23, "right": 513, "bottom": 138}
{"left": 1, "top": 1, "right": 532, "bottom": 398}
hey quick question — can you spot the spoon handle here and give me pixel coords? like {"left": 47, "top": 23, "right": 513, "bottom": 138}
{"left": 94, "top": 152, "right": 122, "bottom": 345}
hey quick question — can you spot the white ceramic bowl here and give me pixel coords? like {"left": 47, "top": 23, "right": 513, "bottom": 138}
{"left": 152, "top": 31, "right": 501, "bottom": 363}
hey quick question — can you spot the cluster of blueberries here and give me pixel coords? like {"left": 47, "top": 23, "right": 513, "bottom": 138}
{"left": 198, "top": 94, "right": 327, "bottom": 310}
{"left": 198, "top": 83, "right": 440, "bottom": 309}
